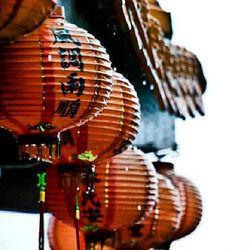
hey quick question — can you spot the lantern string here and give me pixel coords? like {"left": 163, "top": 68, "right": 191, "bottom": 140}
{"left": 37, "top": 163, "right": 47, "bottom": 250}
{"left": 74, "top": 218, "right": 81, "bottom": 250}
{"left": 75, "top": 184, "right": 81, "bottom": 250}
{"left": 39, "top": 201, "right": 45, "bottom": 250}
{"left": 38, "top": 181, "right": 46, "bottom": 250}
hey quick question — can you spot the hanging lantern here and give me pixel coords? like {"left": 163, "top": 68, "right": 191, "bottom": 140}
{"left": 171, "top": 176, "right": 202, "bottom": 240}
{"left": 46, "top": 147, "right": 158, "bottom": 234}
{"left": 48, "top": 216, "right": 115, "bottom": 250}
{"left": 60, "top": 71, "right": 140, "bottom": 164}
{"left": 0, "top": 0, "right": 56, "bottom": 43}
{"left": 116, "top": 173, "right": 181, "bottom": 250}
{"left": 0, "top": 5, "right": 113, "bottom": 156}
{"left": 25, "top": 71, "right": 140, "bottom": 163}
{"left": 154, "top": 162, "right": 203, "bottom": 241}
{"left": 48, "top": 216, "right": 85, "bottom": 250}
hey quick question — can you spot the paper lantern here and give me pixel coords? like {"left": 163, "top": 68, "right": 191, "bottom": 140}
{"left": 154, "top": 162, "right": 202, "bottom": 241}
{"left": 0, "top": 0, "right": 56, "bottom": 43}
{"left": 116, "top": 173, "right": 181, "bottom": 250}
{"left": 0, "top": 6, "right": 113, "bottom": 142}
{"left": 48, "top": 216, "right": 115, "bottom": 250}
{"left": 46, "top": 147, "right": 158, "bottom": 233}
{"left": 24, "top": 71, "right": 140, "bottom": 163}
{"left": 48, "top": 216, "right": 85, "bottom": 250}
{"left": 171, "top": 176, "right": 202, "bottom": 240}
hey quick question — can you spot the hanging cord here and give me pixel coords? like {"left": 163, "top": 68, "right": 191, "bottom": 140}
{"left": 39, "top": 200, "right": 44, "bottom": 250}
{"left": 37, "top": 171, "right": 46, "bottom": 250}
{"left": 75, "top": 183, "right": 81, "bottom": 250}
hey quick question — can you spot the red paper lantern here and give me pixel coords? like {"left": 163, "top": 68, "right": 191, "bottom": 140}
{"left": 24, "top": 71, "right": 140, "bottom": 163}
{"left": 46, "top": 147, "right": 158, "bottom": 233}
{"left": 0, "top": 6, "right": 113, "bottom": 140}
{"left": 116, "top": 173, "right": 181, "bottom": 250}
{"left": 48, "top": 216, "right": 85, "bottom": 250}
{"left": 48, "top": 216, "right": 115, "bottom": 250}
{"left": 171, "top": 176, "right": 202, "bottom": 240}
{"left": 0, "top": 0, "right": 56, "bottom": 43}
{"left": 60, "top": 71, "right": 140, "bottom": 163}
{"left": 154, "top": 162, "right": 202, "bottom": 241}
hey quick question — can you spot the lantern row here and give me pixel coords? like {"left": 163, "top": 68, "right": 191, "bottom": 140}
{"left": 0, "top": 2, "right": 203, "bottom": 250}
{"left": 0, "top": 4, "right": 141, "bottom": 164}
{"left": 0, "top": 4, "right": 143, "bottom": 250}
{"left": 46, "top": 154, "right": 202, "bottom": 250}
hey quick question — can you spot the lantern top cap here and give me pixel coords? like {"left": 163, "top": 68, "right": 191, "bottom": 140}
{"left": 50, "top": 5, "right": 65, "bottom": 19}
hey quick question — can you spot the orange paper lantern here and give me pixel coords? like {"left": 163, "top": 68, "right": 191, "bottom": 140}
{"left": 0, "top": 0, "right": 56, "bottom": 42}
{"left": 60, "top": 71, "right": 140, "bottom": 163}
{"left": 48, "top": 216, "right": 85, "bottom": 250}
{"left": 25, "top": 71, "right": 140, "bottom": 163}
{"left": 171, "top": 176, "right": 202, "bottom": 240}
{"left": 46, "top": 147, "right": 158, "bottom": 233}
{"left": 154, "top": 162, "right": 202, "bottom": 241}
{"left": 116, "top": 173, "right": 181, "bottom": 250}
{"left": 48, "top": 216, "right": 115, "bottom": 250}
{"left": 0, "top": 6, "right": 113, "bottom": 139}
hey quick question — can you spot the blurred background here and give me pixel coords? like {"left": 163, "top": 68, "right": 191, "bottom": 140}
{"left": 1, "top": 0, "right": 250, "bottom": 249}
{"left": 166, "top": 0, "right": 250, "bottom": 249}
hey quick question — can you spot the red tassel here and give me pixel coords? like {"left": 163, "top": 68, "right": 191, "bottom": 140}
{"left": 74, "top": 218, "right": 81, "bottom": 250}
{"left": 75, "top": 187, "right": 81, "bottom": 250}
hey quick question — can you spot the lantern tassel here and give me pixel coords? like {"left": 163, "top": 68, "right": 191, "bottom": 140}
{"left": 75, "top": 193, "right": 81, "bottom": 250}
{"left": 74, "top": 219, "right": 81, "bottom": 250}
{"left": 39, "top": 199, "right": 45, "bottom": 250}
{"left": 37, "top": 170, "right": 47, "bottom": 250}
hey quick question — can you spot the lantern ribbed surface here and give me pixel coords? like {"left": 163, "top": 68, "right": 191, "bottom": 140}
{"left": 0, "top": 6, "right": 113, "bottom": 136}
{"left": 0, "top": 0, "right": 56, "bottom": 42}
{"left": 60, "top": 71, "right": 141, "bottom": 163}
{"left": 48, "top": 216, "right": 115, "bottom": 250}
{"left": 26, "top": 71, "right": 140, "bottom": 163}
{"left": 154, "top": 162, "right": 202, "bottom": 241}
{"left": 46, "top": 147, "right": 158, "bottom": 232}
{"left": 48, "top": 216, "right": 85, "bottom": 250}
{"left": 117, "top": 173, "right": 181, "bottom": 250}
{"left": 171, "top": 176, "right": 202, "bottom": 240}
